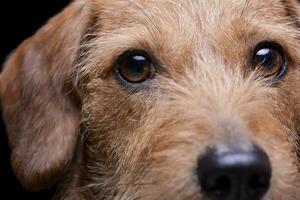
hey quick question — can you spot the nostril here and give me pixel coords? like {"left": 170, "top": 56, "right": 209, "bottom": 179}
{"left": 214, "top": 176, "right": 232, "bottom": 193}
{"left": 248, "top": 172, "right": 270, "bottom": 195}
{"left": 199, "top": 171, "right": 236, "bottom": 199}
{"left": 204, "top": 175, "right": 232, "bottom": 197}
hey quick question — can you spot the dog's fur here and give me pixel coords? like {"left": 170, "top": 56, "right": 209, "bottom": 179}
{"left": 1, "top": 0, "right": 300, "bottom": 199}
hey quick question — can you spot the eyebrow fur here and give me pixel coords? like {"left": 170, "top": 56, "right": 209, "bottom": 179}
{"left": 280, "top": 0, "right": 300, "bottom": 30}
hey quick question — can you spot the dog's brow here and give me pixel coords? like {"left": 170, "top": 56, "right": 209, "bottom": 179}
{"left": 240, "top": 0, "right": 250, "bottom": 18}
{"left": 280, "top": 0, "right": 300, "bottom": 30}
{"left": 127, "top": 0, "right": 161, "bottom": 45}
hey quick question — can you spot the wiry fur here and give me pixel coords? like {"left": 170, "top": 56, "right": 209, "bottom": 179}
{"left": 0, "top": 0, "right": 300, "bottom": 199}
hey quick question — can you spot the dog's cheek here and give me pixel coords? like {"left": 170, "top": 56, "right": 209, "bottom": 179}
{"left": 273, "top": 75, "right": 300, "bottom": 162}
{"left": 82, "top": 78, "right": 154, "bottom": 165}
{"left": 293, "top": 109, "right": 300, "bottom": 160}
{"left": 79, "top": 79, "right": 162, "bottom": 198}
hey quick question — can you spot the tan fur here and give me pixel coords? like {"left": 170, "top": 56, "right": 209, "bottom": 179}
{"left": 0, "top": 0, "right": 300, "bottom": 199}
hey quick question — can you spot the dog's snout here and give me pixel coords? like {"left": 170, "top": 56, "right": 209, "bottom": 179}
{"left": 197, "top": 146, "right": 271, "bottom": 200}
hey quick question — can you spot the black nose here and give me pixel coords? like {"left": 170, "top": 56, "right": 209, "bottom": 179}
{"left": 197, "top": 146, "right": 271, "bottom": 200}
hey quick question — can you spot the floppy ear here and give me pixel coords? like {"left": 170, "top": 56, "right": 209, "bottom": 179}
{"left": 0, "top": 0, "right": 89, "bottom": 191}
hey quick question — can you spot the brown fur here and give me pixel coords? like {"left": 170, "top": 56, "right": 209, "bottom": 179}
{"left": 0, "top": 0, "right": 300, "bottom": 199}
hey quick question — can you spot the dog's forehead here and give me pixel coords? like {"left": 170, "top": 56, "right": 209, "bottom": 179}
{"left": 99, "top": 0, "right": 290, "bottom": 25}
{"left": 96, "top": 0, "right": 296, "bottom": 45}
{"left": 87, "top": 0, "right": 299, "bottom": 75}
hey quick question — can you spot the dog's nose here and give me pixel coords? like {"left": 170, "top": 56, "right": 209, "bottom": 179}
{"left": 197, "top": 146, "right": 271, "bottom": 200}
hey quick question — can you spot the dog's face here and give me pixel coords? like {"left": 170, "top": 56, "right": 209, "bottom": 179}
{"left": 1, "top": 0, "right": 300, "bottom": 199}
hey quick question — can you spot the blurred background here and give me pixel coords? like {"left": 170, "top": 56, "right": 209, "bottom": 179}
{"left": 0, "top": 0, "right": 71, "bottom": 199}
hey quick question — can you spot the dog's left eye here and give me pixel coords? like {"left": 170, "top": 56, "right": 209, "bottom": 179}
{"left": 252, "top": 42, "right": 287, "bottom": 79}
{"left": 116, "top": 51, "right": 155, "bottom": 85}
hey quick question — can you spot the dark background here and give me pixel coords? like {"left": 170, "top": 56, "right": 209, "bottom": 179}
{"left": 0, "top": 0, "right": 71, "bottom": 199}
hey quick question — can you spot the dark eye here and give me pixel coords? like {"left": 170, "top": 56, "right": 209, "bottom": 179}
{"left": 116, "top": 51, "right": 155, "bottom": 84}
{"left": 252, "top": 42, "right": 287, "bottom": 79}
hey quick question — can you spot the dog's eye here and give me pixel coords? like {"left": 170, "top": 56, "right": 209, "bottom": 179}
{"left": 252, "top": 42, "right": 287, "bottom": 79}
{"left": 117, "top": 52, "right": 154, "bottom": 84}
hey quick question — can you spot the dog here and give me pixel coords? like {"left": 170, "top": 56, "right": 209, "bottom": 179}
{"left": 1, "top": 0, "right": 300, "bottom": 199}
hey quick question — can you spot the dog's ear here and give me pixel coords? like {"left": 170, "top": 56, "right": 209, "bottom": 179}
{"left": 0, "top": 1, "right": 89, "bottom": 191}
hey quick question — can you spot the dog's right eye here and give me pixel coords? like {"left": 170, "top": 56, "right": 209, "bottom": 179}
{"left": 116, "top": 50, "right": 156, "bottom": 86}
{"left": 251, "top": 42, "right": 287, "bottom": 80}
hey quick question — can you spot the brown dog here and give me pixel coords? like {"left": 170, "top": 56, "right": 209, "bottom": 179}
{"left": 1, "top": 0, "right": 300, "bottom": 199}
